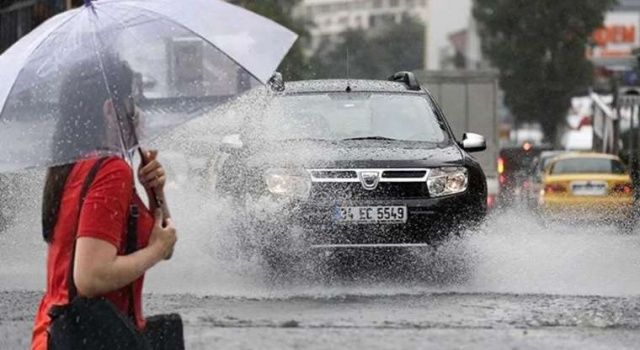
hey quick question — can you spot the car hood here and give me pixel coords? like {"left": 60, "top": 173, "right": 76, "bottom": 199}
{"left": 245, "top": 140, "right": 463, "bottom": 169}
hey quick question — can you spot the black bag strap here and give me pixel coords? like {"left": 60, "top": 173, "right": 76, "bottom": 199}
{"left": 126, "top": 205, "right": 139, "bottom": 255}
{"left": 67, "top": 157, "right": 141, "bottom": 320}
{"left": 68, "top": 157, "right": 108, "bottom": 301}
{"left": 126, "top": 201, "right": 139, "bottom": 318}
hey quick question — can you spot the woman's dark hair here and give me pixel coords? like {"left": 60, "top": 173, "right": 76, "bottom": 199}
{"left": 42, "top": 55, "right": 134, "bottom": 242}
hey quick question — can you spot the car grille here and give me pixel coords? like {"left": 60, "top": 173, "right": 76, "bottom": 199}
{"left": 308, "top": 168, "right": 430, "bottom": 200}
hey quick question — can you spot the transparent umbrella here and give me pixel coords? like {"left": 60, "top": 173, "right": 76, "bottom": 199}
{"left": 0, "top": 0, "right": 297, "bottom": 173}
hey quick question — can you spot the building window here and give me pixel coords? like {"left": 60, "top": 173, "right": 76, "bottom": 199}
{"left": 390, "top": 0, "right": 399, "bottom": 7}
{"left": 354, "top": 15, "right": 362, "bottom": 28}
{"left": 370, "top": 14, "right": 396, "bottom": 28}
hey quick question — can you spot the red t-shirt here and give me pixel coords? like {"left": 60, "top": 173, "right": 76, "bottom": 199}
{"left": 31, "top": 157, "right": 154, "bottom": 350}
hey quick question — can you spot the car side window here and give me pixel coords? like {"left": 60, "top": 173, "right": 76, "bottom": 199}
{"left": 612, "top": 160, "right": 627, "bottom": 174}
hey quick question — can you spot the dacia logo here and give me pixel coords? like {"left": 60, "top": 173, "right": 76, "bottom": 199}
{"left": 359, "top": 171, "right": 380, "bottom": 190}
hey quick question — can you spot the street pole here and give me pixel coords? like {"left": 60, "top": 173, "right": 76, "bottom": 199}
{"left": 632, "top": 103, "right": 640, "bottom": 204}
{"left": 612, "top": 74, "right": 620, "bottom": 155}
{"left": 631, "top": 103, "right": 636, "bottom": 183}
{"left": 637, "top": 107, "right": 640, "bottom": 205}
{"left": 631, "top": 50, "right": 640, "bottom": 206}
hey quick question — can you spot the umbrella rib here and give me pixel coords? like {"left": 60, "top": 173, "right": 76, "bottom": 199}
{"left": 104, "top": 2, "right": 264, "bottom": 85}
{"left": 88, "top": 14, "right": 137, "bottom": 164}
{"left": 91, "top": 4, "right": 154, "bottom": 48}
{"left": 95, "top": 4, "right": 166, "bottom": 29}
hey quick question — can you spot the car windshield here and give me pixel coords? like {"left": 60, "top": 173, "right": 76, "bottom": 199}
{"left": 259, "top": 92, "right": 448, "bottom": 143}
{"left": 550, "top": 158, "right": 626, "bottom": 175}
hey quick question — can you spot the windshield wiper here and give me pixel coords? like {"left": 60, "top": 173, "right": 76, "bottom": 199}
{"left": 341, "top": 136, "right": 401, "bottom": 141}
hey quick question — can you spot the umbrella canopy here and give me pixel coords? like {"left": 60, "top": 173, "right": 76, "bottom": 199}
{"left": 0, "top": 0, "right": 297, "bottom": 172}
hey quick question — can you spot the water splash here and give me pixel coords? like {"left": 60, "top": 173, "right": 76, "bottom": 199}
{"left": 2, "top": 96, "right": 640, "bottom": 299}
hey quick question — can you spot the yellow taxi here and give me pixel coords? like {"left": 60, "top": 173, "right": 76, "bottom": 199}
{"left": 538, "top": 152, "right": 634, "bottom": 228}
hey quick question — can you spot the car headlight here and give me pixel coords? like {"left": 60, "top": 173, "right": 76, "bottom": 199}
{"left": 264, "top": 169, "right": 311, "bottom": 199}
{"left": 427, "top": 167, "right": 468, "bottom": 197}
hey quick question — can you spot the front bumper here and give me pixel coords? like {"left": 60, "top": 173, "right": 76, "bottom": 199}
{"left": 245, "top": 192, "right": 485, "bottom": 245}
{"left": 539, "top": 195, "right": 633, "bottom": 221}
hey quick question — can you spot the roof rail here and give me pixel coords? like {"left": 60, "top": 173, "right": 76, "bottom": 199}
{"left": 268, "top": 72, "right": 285, "bottom": 92}
{"left": 388, "top": 71, "right": 421, "bottom": 91}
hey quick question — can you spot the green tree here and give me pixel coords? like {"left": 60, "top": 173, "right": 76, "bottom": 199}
{"left": 230, "top": 0, "right": 311, "bottom": 80}
{"left": 474, "top": 0, "right": 615, "bottom": 142}
{"left": 310, "top": 17, "right": 425, "bottom": 79}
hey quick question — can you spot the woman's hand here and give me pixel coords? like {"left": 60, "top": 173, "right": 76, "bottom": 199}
{"left": 139, "top": 149, "right": 166, "bottom": 193}
{"left": 149, "top": 209, "right": 177, "bottom": 260}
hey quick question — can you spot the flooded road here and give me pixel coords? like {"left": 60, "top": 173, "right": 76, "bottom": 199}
{"left": 148, "top": 291, "right": 640, "bottom": 350}
{"left": 2, "top": 169, "right": 640, "bottom": 349}
{"left": 3, "top": 288, "right": 640, "bottom": 349}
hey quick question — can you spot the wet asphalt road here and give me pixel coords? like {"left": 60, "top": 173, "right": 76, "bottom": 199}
{"left": 2, "top": 290, "right": 640, "bottom": 349}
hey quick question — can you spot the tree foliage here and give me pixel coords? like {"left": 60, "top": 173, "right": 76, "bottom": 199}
{"left": 310, "top": 17, "right": 425, "bottom": 80}
{"left": 230, "top": 0, "right": 311, "bottom": 80}
{"left": 473, "top": 0, "right": 615, "bottom": 141}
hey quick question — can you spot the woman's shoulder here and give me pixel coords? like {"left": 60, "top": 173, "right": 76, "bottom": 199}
{"left": 75, "top": 156, "right": 132, "bottom": 182}
{"left": 100, "top": 156, "right": 131, "bottom": 171}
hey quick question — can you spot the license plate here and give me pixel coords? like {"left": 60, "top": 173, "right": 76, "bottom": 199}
{"left": 335, "top": 206, "right": 408, "bottom": 224}
{"left": 571, "top": 181, "right": 607, "bottom": 196}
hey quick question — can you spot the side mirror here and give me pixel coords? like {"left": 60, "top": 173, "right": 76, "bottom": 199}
{"left": 137, "top": 74, "right": 157, "bottom": 91}
{"left": 221, "top": 134, "right": 243, "bottom": 152}
{"left": 461, "top": 132, "right": 486, "bottom": 152}
{"left": 268, "top": 72, "right": 285, "bottom": 92}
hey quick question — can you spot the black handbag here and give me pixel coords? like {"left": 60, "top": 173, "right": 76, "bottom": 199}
{"left": 144, "top": 314, "right": 185, "bottom": 350}
{"left": 46, "top": 158, "right": 184, "bottom": 350}
{"left": 48, "top": 297, "right": 150, "bottom": 350}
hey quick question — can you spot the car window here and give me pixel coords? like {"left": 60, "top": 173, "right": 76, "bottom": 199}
{"left": 260, "top": 92, "right": 449, "bottom": 142}
{"left": 541, "top": 157, "right": 554, "bottom": 171}
{"left": 540, "top": 155, "right": 559, "bottom": 173}
{"left": 550, "top": 158, "right": 627, "bottom": 175}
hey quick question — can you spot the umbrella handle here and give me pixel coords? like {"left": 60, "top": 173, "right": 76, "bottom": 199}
{"left": 155, "top": 190, "right": 174, "bottom": 260}
{"left": 154, "top": 190, "right": 172, "bottom": 220}
{"left": 138, "top": 148, "right": 174, "bottom": 260}
{"left": 138, "top": 148, "right": 171, "bottom": 218}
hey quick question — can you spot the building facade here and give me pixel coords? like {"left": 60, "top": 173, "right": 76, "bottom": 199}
{"left": 0, "top": 0, "right": 83, "bottom": 53}
{"left": 437, "top": 15, "right": 490, "bottom": 71}
{"left": 618, "top": 0, "right": 640, "bottom": 11}
{"left": 293, "top": 0, "right": 429, "bottom": 53}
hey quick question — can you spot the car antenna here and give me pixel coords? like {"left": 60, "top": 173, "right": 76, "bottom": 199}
{"left": 346, "top": 46, "right": 352, "bottom": 93}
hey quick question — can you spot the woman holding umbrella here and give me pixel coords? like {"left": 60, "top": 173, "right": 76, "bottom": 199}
{"left": 0, "top": 0, "right": 298, "bottom": 348}
{"left": 31, "top": 56, "right": 179, "bottom": 350}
